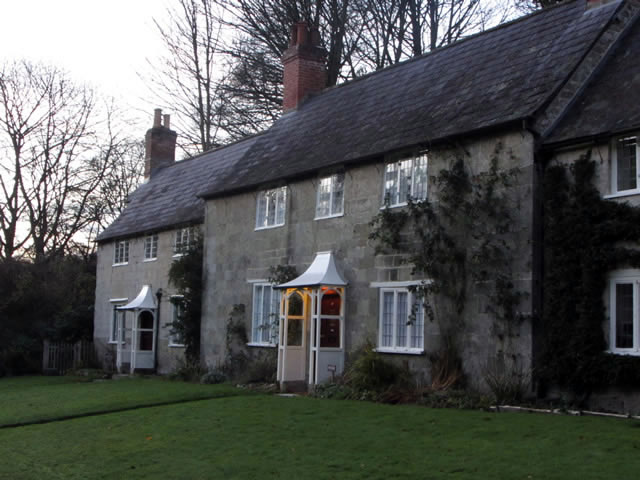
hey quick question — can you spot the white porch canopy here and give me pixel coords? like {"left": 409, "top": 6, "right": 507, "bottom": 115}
{"left": 117, "top": 285, "right": 157, "bottom": 310}
{"left": 275, "top": 251, "right": 347, "bottom": 289}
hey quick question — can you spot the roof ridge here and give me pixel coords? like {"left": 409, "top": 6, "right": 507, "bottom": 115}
{"left": 300, "top": 0, "right": 582, "bottom": 101}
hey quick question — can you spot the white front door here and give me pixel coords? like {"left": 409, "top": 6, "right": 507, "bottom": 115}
{"left": 277, "top": 290, "right": 307, "bottom": 386}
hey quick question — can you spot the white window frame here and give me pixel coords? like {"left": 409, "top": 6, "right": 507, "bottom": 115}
{"left": 377, "top": 287, "right": 425, "bottom": 354}
{"left": 382, "top": 153, "right": 428, "bottom": 208}
{"left": 248, "top": 283, "right": 280, "bottom": 347}
{"left": 144, "top": 234, "right": 158, "bottom": 261}
{"left": 173, "top": 227, "right": 193, "bottom": 256}
{"left": 169, "top": 295, "right": 185, "bottom": 347}
{"left": 255, "top": 186, "right": 287, "bottom": 230}
{"left": 608, "top": 270, "right": 640, "bottom": 355}
{"left": 315, "top": 173, "right": 345, "bottom": 220}
{"left": 609, "top": 134, "right": 640, "bottom": 198}
{"left": 113, "top": 240, "right": 129, "bottom": 266}
{"left": 108, "top": 298, "right": 127, "bottom": 344}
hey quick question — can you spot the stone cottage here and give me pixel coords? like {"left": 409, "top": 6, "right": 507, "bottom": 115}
{"left": 95, "top": 0, "right": 640, "bottom": 406}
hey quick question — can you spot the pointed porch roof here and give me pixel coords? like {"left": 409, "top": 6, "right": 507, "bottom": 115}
{"left": 276, "top": 252, "right": 347, "bottom": 289}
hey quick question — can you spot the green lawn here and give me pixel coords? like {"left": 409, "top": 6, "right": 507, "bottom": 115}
{"left": 1, "top": 377, "right": 639, "bottom": 479}
{"left": 0, "top": 376, "right": 243, "bottom": 427}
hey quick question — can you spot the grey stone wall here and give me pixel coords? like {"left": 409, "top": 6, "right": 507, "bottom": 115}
{"left": 94, "top": 229, "right": 189, "bottom": 374}
{"left": 202, "top": 129, "right": 536, "bottom": 390}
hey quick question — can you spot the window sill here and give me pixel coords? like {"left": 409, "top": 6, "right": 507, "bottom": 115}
{"left": 112, "top": 262, "right": 128, "bottom": 267}
{"left": 375, "top": 347, "right": 424, "bottom": 355}
{"left": 143, "top": 258, "right": 157, "bottom": 263}
{"left": 314, "top": 212, "right": 344, "bottom": 221}
{"left": 255, "top": 223, "right": 285, "bottom": 231}
{"left": 603, "top": 189, "right": 640, "bottom": 200}
{"left": 169, "top": 343, "right": 185, "bottom": 348}
{"left": 606, "top": 349, "right": 640, "bottom": 356}
{"left": 172, "top": 253, "right": 185, "bottom": 258}
{"left": 380, "top": 202, "right": 407, "bottom": 210}
{"left": 247, "top": 342, "right": 277, "bottom": 348}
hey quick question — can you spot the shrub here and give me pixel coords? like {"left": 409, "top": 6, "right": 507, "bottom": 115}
{"left": 168, "top": 358, "right": 209, "bottom": 382}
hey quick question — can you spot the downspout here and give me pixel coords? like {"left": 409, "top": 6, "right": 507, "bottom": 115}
{"left": 155, "top": 288, "right": 163, "bottom": 374}
{"left": 530, "top": 123, "right": 547, "bottom": 399}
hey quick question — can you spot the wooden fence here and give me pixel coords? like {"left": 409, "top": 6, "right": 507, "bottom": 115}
{"left": 42, "top": 339, "right": 96, "bottom": 375}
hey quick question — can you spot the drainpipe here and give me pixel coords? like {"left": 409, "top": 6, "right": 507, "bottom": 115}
{"left": 155, "top": 288, "right": 163, "bottom": 374}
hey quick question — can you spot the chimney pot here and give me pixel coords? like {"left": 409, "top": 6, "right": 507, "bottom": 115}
{"left": 296, "top": 22, "right": 308, "bottom": 46}
{"left": 163, "top": 114, "right": 171, "bottom": 130}
{"left": 153, "top": 108, "right": 162, "bottom": 128}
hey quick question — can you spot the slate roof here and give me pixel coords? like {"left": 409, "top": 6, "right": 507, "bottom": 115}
{"left": 202, "top": 0, "right": 620, "bottom": 198}
{"left": 544, "top": 8, "right": 640, "bottom": 145}
{"left": 97, "top": 135, "right": 260, "bottom": 241}
{"left": 100, "top": 0, "right": 629, "bottom": 241}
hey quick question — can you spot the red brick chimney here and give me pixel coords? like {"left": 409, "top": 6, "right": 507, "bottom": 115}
{"left": 144, "top": 108, "right": 177, "bottom": 181}
{"left": 282, "top": 22, "right": 326, "bottom": 112}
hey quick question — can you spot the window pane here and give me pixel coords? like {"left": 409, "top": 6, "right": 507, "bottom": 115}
{"left": 615, "top": 283, "right": 634, "bottom": 349}
{"left": 262, "top": 286, "right": 272, "bottom": 343}
{"left": 276, "top": 188, "right": 286, "bottom": 225}
{"left": 617, "top": 137, "right": 637, "bottom": 192}
{"left": 316, "top": 177, "right": 331, "bottom": 217}
{"left": 111, "top": 307, "right": 119, "bottom": 341}
{"left": 412, "top": 156, "right": 428, "bottom": 201}
{"left": 256, "top": 193, "right": 267, "bottom": 227}
{"left": 396, "top": 292, "right": 408, "bottom": 347}
{"left": 321, "top": 292, "right": 341, "bottom": 315}
{"left": 384, "top": 163, "right": 398, "bottom": 205}
{"left": 252, "top": 286, "right": 263, "bottom": 343}
{"left": 320, "top": 318, "right": 340, "bottom": 348}
{"left": 287, "top": 318, "right": 303, "bottom": 346}
{"left": 411, "top": 298, "right": 424, "bottom": 349}
{"left": 382, "top": 292, "right": 394, "bottom": 347}
{"left": 288, "top": 293, "right": 303, "bottom": 316}
{"left": 398, "top": 160, "right": 412, "bottom": 204}
{"left": 331, "top": 174, "right": 344, "bottom": 215}
{"left": 266, "top": 190, "right": 276, "bottom": 226}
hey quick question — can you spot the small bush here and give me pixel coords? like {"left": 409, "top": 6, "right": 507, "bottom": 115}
{"left": 344, "top": 341, "right": 411, "bottom": 393}
{"left": 418, "top": 389, "right": 492, "bottom": 410}
{"left": 483, "top": 354, "right": 531, "bottom": 404}
{"left": 200, "top": 369, "right": 227, "bottom": 384}
{"left": 168, "top": 359, "right": 209, "bottom": 383}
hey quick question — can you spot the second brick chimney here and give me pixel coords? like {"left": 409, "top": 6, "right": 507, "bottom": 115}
{"left": 282, "top": 22, "right": 327, "bottom": 112}
{"left": 144, "top": 108, "right": 177, "bottom": 181}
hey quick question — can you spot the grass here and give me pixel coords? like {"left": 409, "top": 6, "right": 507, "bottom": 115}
{"left": 0, "top": 376, "right": 244, "bottom": 427}
{"left": 1, "top": 377, "right": 639, "bottom": 479}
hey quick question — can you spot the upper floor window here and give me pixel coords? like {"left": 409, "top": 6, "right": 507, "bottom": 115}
{"left": 316, "top": 173, "right": 345, "bottom": 219}
{"left": 256, "top": 186, "right": 287, "bottom": 229}
{"left": 383, "top": 154, "right": 428, "bottom": 207}
{"left": 609, "top": 270, "right": 640, "bottom": 355}
{"left": 174, "top": 227, "right": 193, "bottom": 255}
{"left": 113, "top": 240, "right": 129, "bottom": 265}
{"left": 144, "top": 234, "right": 158, "bottom": 261}
{"left": 378, "top": 287, "right": 424, "bottom": 354}
{"left": 612, "top": 135, "right": 639, "bottom": 195}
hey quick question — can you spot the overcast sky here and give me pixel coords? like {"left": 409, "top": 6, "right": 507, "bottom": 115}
{"left": 0, "top": 0, "right": 171, "bottom": 130}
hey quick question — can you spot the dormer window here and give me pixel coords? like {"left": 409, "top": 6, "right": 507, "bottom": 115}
{"left": 612, "top": 135, "right": 639, "bottom": 195}
{"left": 256, "top": 186, "right": 287, "bottom": 229}
{"left": 383, "top": 153, "right": 428, "bottom": 207}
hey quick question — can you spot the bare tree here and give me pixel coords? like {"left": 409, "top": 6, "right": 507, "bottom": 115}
{"left": 0, "top": 61, "right": 133, "bottom": 260}
{"left": 151, "top": 0, "right": 512, "bottom": 143}
{"left": 147, "top": 0, "right": 227, "bottom": 155}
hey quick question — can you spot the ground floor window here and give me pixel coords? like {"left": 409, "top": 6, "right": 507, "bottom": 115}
{"left": 251, "top": 284, "right": 280, "bottom": 345}
{"left": 378, "top": 288, "right": 424, "bottom": 354}
{"left": 609, "top": 270, "right": 640, "bottom": 354}
{"left": 169, "top": 297, "right": 185, "bottom": 347}
{"left": 109, "top": 301, "right": 126, "bottom": 343}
